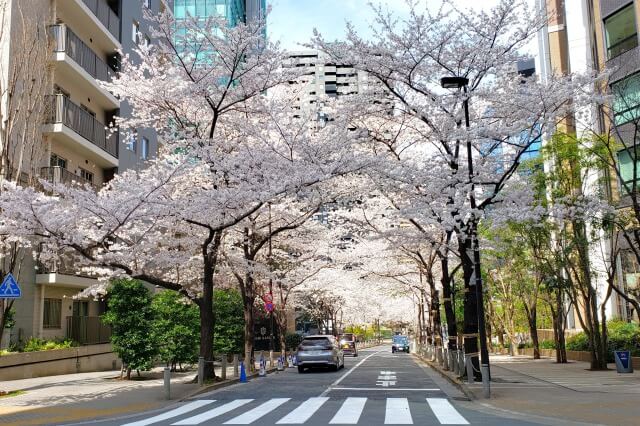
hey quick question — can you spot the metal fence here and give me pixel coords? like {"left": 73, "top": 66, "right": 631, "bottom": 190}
{"left": 40, "top": 166, "right": 97, "bottom": 190}
{"left": 50, "top": 24, "right": 115, "bottom": 82}
{"left": 45, "top": 94, "right": 119, "bottom": 158}
{"left": 81, "top": 0, "right": 120, "bottom": 40}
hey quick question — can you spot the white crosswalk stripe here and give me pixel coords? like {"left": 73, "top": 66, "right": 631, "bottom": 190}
{"left": 121, "top": 400, "right": 216, "bottom": 426}
{"left": 384, "top": 398, "right": 413, "bottom": 424}
{"left": 224, "top": 398, "right": 290, "bottom": 424}
{"left": 276, "top": 397, "right": 329, "bottom": 424}
{"left": 328, "top": 397, "right": 367, "bottom": 424}
{"left": 172, "top": 399, "right": 254, "bottom": 425}
{"left": 427, "top": 398, "right": 470, "bottom": 425}
{"left": 120, "top": 396, "right": 470, "bottom": 425}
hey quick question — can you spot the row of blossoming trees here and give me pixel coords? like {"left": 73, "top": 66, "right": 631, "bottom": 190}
{"left": 0, "top": 0, "right": 623, "bottom": 378}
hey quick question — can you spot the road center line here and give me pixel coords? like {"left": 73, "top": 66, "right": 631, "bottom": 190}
{"left": 320, "top": 350, "right": 383, "bottom": 396}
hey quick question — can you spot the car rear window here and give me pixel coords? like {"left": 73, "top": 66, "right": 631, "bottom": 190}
{"left": 300, "top": 337, "right": 331, "bottom": 347}
{"left": 393, "top": 336, "right": 408, "bottom": 343}
{"left": 339, "top": 334, "right": 354, "bottom": 341}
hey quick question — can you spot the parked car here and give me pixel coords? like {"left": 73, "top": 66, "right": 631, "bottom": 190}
{"left": 338, "top": 333, "right": 358, "bottom": 357}
{"left": 296, "top": 335, "right": 345, "bottom": 372}
{"left": 392, "top": 335, "right": 410, "bottom": 353}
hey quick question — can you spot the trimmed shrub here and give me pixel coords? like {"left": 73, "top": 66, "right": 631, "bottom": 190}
{"left": 539, "top": 339, "right": 556, "bottom": 349}
{"left": 284, "top": 332, "right": 303, "bottom": 351}
{"left": 22, "top": 337, "right": 74, "bottom": 352}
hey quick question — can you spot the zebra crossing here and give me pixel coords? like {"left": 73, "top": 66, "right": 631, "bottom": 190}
{"left": 121, "top": 397, "right": 469, "bottom": 425}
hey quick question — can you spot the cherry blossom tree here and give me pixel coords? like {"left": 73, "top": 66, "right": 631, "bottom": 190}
{"left": 0, "top": 14, "right": 364, "bottom": 378}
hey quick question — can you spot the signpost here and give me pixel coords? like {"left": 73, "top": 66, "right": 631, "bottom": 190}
{"left": 0, "top": 273, "right": 21, "bottom": 299}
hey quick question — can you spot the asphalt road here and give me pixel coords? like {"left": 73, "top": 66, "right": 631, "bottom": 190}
{"left": 79, "top": 346, "right": 547, "bottom": 426}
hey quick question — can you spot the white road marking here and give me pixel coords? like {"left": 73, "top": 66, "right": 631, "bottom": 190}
{"left": 330, "top": 387, "right": 440, "bottom": 391}
{"left": 329, "top": 397, "right": 367, "bottom": 424}
{"left": 427, "top": 398, "right": 469, "bottom": 425}
{"left": 276, "top": 397, "right": 329, "bottom": 424}
{"left": 121, "top": 400, "right": 215, "bottom": 426}
{"left": 224, "top": 398, "right": 290, "bottom": 424}
{"left": 384, "top": 398, "right": 413, "bottom": 424}
{"left": 320, "top": 350, "right": 383, "bottom": 396}
{"left": 172, "top": 399, "right": 253, "bottom": 425}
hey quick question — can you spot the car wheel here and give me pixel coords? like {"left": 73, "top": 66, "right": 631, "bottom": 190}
{"left": 353, "top": 352, "right": 358, "bottom": 357}
{"left": 331, "top": 364, "right": 339, "bottom": 372}
{"left": 297, "top": 366, "right": 305, "bottom": 373}
{"left": 341, "top": 356, "right": 345, "bottom": 368}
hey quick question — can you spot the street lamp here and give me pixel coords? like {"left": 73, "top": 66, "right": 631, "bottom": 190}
{"left": 441, "top": 75, "right": 491, "bottom": 398}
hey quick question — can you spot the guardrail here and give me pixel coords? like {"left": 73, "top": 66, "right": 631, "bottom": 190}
{"left": 50, "top": 24, "right": 116, "bottom": 82}
{"left": 81, "top": 0, "right": 120, "bottom": 40}
{"left": 40, "top": 166, "right": 97, "bottom": 190}
{"left": 45, "top": 94, "right": 119, "bottom": 158}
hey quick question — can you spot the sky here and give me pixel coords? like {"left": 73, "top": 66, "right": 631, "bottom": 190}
{"left": 267, "top": 0, "right": 504, "bottom": 51}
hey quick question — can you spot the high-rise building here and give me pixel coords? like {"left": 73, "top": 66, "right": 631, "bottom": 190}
{"left": 0, "top": 0, "right": 166, "bottom": 349}
{"left": 173, "top": 0, "right": 265, "bottom": 26}
{"left": 536, "top": 0, "right": 640, "bottom": 324}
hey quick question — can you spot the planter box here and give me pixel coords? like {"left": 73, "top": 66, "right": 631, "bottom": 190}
{"left": 0, "top": 343, "right": 120, "bottom": 381}
{"left": 511, "top": 347, "right": 639, "bottom": 369}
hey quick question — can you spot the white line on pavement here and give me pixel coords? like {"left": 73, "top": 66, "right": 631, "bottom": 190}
{"left": 330, "top": 387, "right": 441, "bottom": 391}
{"left": 426, "top": 398, "right": 469, "bottom": 425}
{"left": 121, "top": 400, "right": 215, "bottom": 426}
{"left": 384, "top": 398, "right": 413, "bottom": 424}
{"left": 223, "top": 398, "right": 290, "bottom": 424}
{"left": 320, "top": 350, "right": 383, "bottom": 397}
{"left": 276, "top": 397, "right": 329, "bottom": 424}
{"left": 172, "top": 399, "right": 253, "bottom": 425}
{"left": 329, "top": 397, "right": 367, "bottom": 424}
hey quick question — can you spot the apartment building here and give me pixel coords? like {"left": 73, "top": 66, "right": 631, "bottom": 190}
{"left": 0, "top": 0, "right": 168, "bottom": 349}
{"left": 537, "top": 0, "right": 640, "bottom": 324}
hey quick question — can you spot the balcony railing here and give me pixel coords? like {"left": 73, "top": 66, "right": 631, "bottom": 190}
{"left": 50, "top": 24, "right": 116, "bottom": 82}
{"left": 45, "top": 94, "right": 118, "bottom": 158}
{"left": 81, "top": 0, "right": 120, "bottom": 41}
{"left": 40, "top": 166, "right": 97, "bottom": 190}
{"left": 66, "top": 316, "right": 111, "bottom": 345}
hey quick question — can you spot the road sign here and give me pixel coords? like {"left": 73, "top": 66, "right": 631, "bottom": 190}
{"left": 265, "top": 302, "right": 274, "bottom": 312}
{"left": 262, "top": 293, "right": 273, "bottom": 303}
{"left": 0, "top": 273, "right": 21, "bottom": 299}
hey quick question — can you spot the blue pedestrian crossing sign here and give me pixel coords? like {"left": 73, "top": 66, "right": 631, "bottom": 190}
{"left": 0, "top": 273, "right": 22, "bottom": 298}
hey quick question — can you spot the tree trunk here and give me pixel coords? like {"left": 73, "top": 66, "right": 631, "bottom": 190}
{"left": 439, "top": 250, "right": 458, "bottom": 352}
{"left": 524, "top": 304, "right": 540, "bottom": 359}
{"left": 552, "top": 290, "right": 567, "bottom": 363}
{"left": 199, "top": 253, "right": 216, "bottom": 380}
{"left": 459, "top": 236, "right": 481, "bottom": 380}
{"left": 241, "top": 276, "right": 256, "bottom": 372}
{"left": 0, "top": 299, "right": 14, "bottom": 349}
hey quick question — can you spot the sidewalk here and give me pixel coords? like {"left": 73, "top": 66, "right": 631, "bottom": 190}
{"left": 427, "top": 352, "right": 640, "bottom": 426}
{"left": 0, "top": 364, "right": 241, "bottom": 426}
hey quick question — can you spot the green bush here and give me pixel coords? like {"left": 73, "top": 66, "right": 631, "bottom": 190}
{"left": 565, "top": 321, "right": 640, "bottom": 361}
{"left": 284, "top": 332, "right": 303, "bottom": 351}
{"left": 102, "top": 279, "right": 157, "bottom": 379}
{"left": 152, "top": 290, "right": 199, "bottom": 370}
{"left": 213, "top": 289, "right": 244, "bottom": 355}
{"left": 22, "top": 337, "right": 74, "bottom": 352}
{"left": 539, "top": 339, "right": 556, "bottom": 349}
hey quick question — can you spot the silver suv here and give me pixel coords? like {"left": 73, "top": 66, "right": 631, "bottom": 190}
{"left": 296, "top": 335, "right": 345, "bottom": 372}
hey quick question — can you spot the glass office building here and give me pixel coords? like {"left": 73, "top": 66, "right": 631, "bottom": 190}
{"left": 174, "top": 0, "right": 250, "bottom": 27}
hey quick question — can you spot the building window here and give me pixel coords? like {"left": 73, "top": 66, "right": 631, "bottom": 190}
{"left": 50, "top": 153, "right": 67, "bottom": 169}
{"left": 143, "top": 0, "right": 151, "bottom": 9}
{"left": 141, "top": 137, "right": 149, "bottom": 160}
{"left": 617, "top": 148, "right": 640, "bottom": 192}
{"left": 604, "top": 4, "right": 638, "bottom": 59}
{"left": 132, "top": 21, "right": 140, "bottom": 44}
{"left": 79, "top": 168, "right": 94, "bottom": 184}
{"left": 43, "top": 298, "right": 62, "bottom": 329}
{"left": 612, "top": 73, "right": 640, "bottom": 125}
{"left": 126, "top": 134, "right": 137, "bottom": 152}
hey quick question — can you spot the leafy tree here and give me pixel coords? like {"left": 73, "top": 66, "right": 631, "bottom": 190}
{"left": 152, "top": 290, "right": 199, "bottom": 371}
{"left": 103, "top": 279, "right": 157, "bottom": 379}
{"left": 213, "top": 289, "right": 244, "bottom": 355}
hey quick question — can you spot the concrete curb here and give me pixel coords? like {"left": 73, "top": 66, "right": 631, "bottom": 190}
{"left": 181, "top": 367, "right": 279, "bottom": 400}
{"left": 412, "top": 354, "right": 475, "bottom": 401}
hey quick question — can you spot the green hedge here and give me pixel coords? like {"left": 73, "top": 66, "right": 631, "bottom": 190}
{"left": 565, "top": 321, "right": 640, "bottom": 361}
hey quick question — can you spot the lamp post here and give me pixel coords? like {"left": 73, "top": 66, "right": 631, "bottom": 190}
{"left": 440, "top": 76, "right": 490, "bottom": 398}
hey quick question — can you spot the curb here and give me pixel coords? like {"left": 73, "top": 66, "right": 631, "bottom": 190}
{"left": 413, "top": 354, "right": 476, "bottom": 401}
{"left": 181, "top": 367, "right": 279, "bottom": 400}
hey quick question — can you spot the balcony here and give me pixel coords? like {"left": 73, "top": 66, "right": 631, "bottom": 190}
{"left": 44, "top": 94, "right": 118, "bottom": 166}
{"left": 40, "top": 166, "right": 98, "bottom": 190}
{"left": 50, "top": 24, "right": 116, "bottom": 83}
{"left": 80, "top": 0, "right": 119, "bottom": 41}
{"left": 66, "top": 316, "right": 111, "bottom": 345}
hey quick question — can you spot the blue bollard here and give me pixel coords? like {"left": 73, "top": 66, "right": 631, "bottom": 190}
{"left": 240, "top": 361, "right": 247, "bottom": 383}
